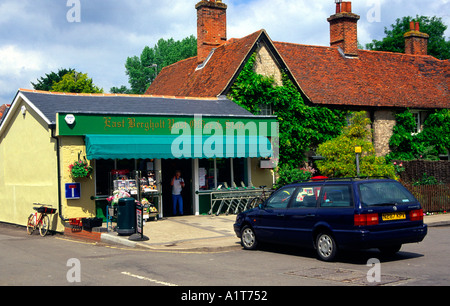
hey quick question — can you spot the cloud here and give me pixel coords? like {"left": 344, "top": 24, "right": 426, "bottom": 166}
{"left": 0, "top": 45, "right": 58, "bottom": 100}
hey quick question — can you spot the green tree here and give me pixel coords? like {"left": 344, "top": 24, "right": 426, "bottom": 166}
{"left": 51, "top": 71, "right": 103, "bottom": 93}
{"left": 114, "top": 35, "right": 197, "bottom": 94}
{"left": 229, "top": 53, "right": 347, "bottom": 169}
{"left": 316, "top": 112, "right": 396, "bottom": 178}
{"left": 31, "top": 68, "right": 75, "bottom": 91}
{"left": 366, "top": 16, "right": 450, "bottom": 60}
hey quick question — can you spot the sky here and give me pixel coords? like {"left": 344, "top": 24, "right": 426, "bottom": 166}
{"left": 0, "top": 0, "right": 449, "bottom": 105}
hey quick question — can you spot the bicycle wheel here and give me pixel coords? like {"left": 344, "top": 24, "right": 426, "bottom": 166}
{"left": 249, "top": 196, "right": 263, "bottom": 209}
{"left": 39, "top": 214, "right": 50, "bottom": 237}
{"left": 26, "top": 214, "right": 35, "bottom": 235}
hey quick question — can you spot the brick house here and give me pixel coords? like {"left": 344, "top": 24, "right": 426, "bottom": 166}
{"left": 146, "top": 0, "right": 449, "bottom": 158}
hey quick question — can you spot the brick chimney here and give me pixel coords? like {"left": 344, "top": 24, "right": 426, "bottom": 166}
{"left": 327, "top": 1, "right": 360, "bottom": 57}
{"left": 404, "top": 21, "right": 429, "bottom": 56}
{"left": 196, "top": 0, "right": 227, "bottom": 64}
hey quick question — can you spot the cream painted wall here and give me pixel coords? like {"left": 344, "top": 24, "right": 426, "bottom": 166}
{"left": 250, "top": 158, "right": 274, "bottom": 188}
{"left": 0, "top": 98, "right": 59, "bottom": 229}
{"left": 59, "top": 136, "right": 96, "bottom": 221}
{"left": 0, "top": 97, "right": 96, "bottom": 233}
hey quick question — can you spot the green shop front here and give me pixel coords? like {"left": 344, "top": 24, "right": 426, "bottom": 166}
{"left": 56, "top": 106, "right": 278, "bottom": 219}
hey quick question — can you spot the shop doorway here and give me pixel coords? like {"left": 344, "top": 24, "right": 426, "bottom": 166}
{"left": 161, "top": 159, "right": 192, "bottom": 216}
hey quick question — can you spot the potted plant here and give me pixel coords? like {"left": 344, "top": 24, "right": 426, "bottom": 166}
{"left": 69, "top": 158, "right": 93, "bottom": 179}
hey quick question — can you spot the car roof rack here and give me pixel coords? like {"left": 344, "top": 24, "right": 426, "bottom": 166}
{"left": 291, "top": 176, "right": 391, "bottom": 184}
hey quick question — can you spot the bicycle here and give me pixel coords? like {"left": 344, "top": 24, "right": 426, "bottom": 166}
{"left": 26, "top": 204, "right": 57, "bottom": 237}
{"left": 247, "top": 186, "right": 272, "bottom": 209}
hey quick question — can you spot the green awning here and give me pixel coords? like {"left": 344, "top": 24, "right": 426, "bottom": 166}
{"left": 85, "top": 134, "right": 273, "bottom": 160}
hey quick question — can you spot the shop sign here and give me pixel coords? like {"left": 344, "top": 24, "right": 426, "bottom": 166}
{"left": 56, "top": 113, "right": 277, "bottom": 137}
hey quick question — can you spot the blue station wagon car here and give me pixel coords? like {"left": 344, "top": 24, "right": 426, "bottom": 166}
{"left": 234, "top": 178, "right": 428, "bottom": 261}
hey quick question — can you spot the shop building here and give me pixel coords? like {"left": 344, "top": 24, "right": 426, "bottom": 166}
{"left": 0, "top": 89, "right": 277, "bottom": 232}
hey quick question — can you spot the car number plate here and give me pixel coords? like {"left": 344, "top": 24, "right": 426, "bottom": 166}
{"left": 382, "top": 212, "right": 406, "bottom": 221}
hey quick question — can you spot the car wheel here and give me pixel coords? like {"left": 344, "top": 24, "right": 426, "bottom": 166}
{"left": 241, "top": 225, "right": 258, "bottom": 250}
{"left": 316, "top": 232, "right": 337, "bottom": 262}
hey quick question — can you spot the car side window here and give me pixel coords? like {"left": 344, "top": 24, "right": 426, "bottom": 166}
{"left": 265, "top": 187, "right": 296, "bottom": 209}
{"left": 319, "top": 185, "right": 353, "bottom": 208}
{"left": 290, "top": 185, "right": 322, "bottom": 208}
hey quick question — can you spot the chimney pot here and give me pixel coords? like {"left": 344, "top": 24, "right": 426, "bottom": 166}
{"left": 327, "top": 1, "right": 360, "bottom": 57}
{"left": 341, "top": 2, "right": 352, "bottom": 13}
{"left": 404, "top": 21, "right": 429, "bottom": 56}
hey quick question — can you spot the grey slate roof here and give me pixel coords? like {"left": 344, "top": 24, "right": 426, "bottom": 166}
{"left": 19, "top": 90, "right": 260, "bottom": 125}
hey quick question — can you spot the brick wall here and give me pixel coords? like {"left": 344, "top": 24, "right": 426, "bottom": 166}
{"left": 196, "top": 0, "right": 227, "bottom": 63}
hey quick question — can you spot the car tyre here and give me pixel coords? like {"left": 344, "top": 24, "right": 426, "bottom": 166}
{"left": 241, "top": 225, "right": 258, "bottom": 250}
{"left": 316, "top": 232, "right": 338, "bottom": 262}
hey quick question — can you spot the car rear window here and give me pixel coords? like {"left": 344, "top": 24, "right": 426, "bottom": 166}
{"left": 358, "top": 181, "right": 417, "bottom": 206}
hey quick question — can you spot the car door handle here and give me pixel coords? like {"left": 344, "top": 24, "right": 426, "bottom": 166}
{"left": 306, "top": 214, "right": 316, "bottom": 217}
{"left": 277, "top": 214, "right": 285, "bottom": 217}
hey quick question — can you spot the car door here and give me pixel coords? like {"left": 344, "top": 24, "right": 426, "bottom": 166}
{"left": 283, "top": 184, "right": 321, "bottom": 246}
{"left": 316, "top": 184, "right": 354, "bottom": 244}
{"left": 255, "top": 186, "right": 296, "bottom": 243}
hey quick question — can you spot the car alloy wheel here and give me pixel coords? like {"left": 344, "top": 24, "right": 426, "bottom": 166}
{"left": 241, "top": 225, "right": 258, "bottom": 250}
{"left": 316, "top": 232, "right": 337, "bottom": 261}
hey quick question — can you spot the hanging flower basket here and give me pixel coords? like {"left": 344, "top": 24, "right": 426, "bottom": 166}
{"left": 69, "top": 159, "right": 93, "bottom": 179}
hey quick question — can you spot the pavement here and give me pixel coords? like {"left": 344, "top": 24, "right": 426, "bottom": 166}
{"left": 98, "top": 213, "right": 450, "bottom": 252}
{"left": 101, "top": 214, "right": 241, "bottom": 252}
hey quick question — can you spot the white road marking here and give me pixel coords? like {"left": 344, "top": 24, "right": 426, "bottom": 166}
{"left": 121, "top": 271, "right": 178, "bottom": 286}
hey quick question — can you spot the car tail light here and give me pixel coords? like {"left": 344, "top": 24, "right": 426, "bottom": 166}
{"left": 354, "top": 213, "right": 379, "bottom": 226}
{"left": 409, "top": 209, "right": 423, "bottom": 221}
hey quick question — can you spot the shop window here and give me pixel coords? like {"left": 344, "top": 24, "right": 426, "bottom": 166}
{"left": 199, "top": 159, "right": 216, "bottom": 190}
{"left": 95, "top": 159, "right": 114, "bottom": 195}
{"left": 216, "top": 158, "right": 231, "bottom": 189}
{"left": 233, "top": 158, "right": 246, "bottom": 187}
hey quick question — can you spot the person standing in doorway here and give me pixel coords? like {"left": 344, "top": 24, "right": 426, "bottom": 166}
{"left": 171, "top": 170, "right": 185, "bottom": 216}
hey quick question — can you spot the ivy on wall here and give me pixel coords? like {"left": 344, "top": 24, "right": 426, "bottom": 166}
{"left": 228, "top": 53, "right": 347, "bottom": 169}
{"left": 387, "top": 109, "right": 450, "bottom": 161}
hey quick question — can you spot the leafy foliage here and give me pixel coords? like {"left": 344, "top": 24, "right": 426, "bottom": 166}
{"left": 31, "top": 68, "right": 75, "bottom": 91}
{"left": 114, "top": 35, "right": 197, "bottom": 94}
{"left": 365, "top": 15, "right": 450, "bottom": 60}
{"left": 228, "top": 54, "right": 347, "bottom": 168}
{"left": 51, "top": 71, "right": 103, "bottom": 93}
{"left": 275, "top": 164, "right": 316, "bottom": 189}
{"left": 69, "top": 159, "right": 93, "bottom": 179}
{"left": 387, "top": 109, "right": 450, "bottom": 161}
{"left": 316, "top": 112, "right": 396, "bottom": 178}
